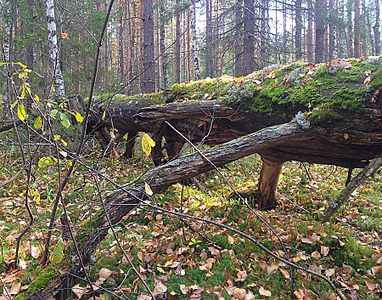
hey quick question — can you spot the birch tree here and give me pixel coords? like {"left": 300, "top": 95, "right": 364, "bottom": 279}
{"left": 46, "top": 0, "right": 65, "bottom": 100}
{"left": 190, "top": 0, "right": 201, "bottom": 80}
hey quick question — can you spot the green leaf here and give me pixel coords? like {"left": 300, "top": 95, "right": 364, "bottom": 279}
{"left": 50, "top": 237, "right": 64, "bottom": 264}
{"left": 11, "top": 101, "right": 18, "bottom": 109}
{"left": 34, "top": 116, "right": 42, "bottom": 129}
{"left": 17, "top": 104, "right": 27, "bottom": 121}
{"left": 50, "top": 109, "right": 58, "bottom": 118}
{"left": 60, "top": 113, "right": 70, "bottom": 128}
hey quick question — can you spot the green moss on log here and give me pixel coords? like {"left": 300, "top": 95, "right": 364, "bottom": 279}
{"left": 14, "top": 265, "right": 56, "bottom": 300}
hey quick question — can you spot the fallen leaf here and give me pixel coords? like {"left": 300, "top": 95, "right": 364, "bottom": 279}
{"left": 72, "top": 284, "right": 85, "bottom": 299}
{"left": 9, "top": 281, "right": 21, "bottom": 295}
{"left": 279, "top": 268, "right": 290, "bottom": 279}
{"left": 320, "top": 246, "right": 330, "bottom": 256}
{"left": 311, "top": 250, "right": 321, "bottom": 260}
{"left": 232, "top": 288, "right": 247, "bottom": 299}
{"left": 364, "top": 77, "right": 371, "bottom": 85}
{"left": 99, "top": 268, "right": 113, "bottom": 281}
{"left": 259, "top": 286, "right": 272, "bottom": 297}
{"left": 326, "top": 268, "right": 335, "bottom": 278}
{"left": 179, "top": 284, "right": 189, "bottom": 294}
{"left": 294, "top": 289, "right": 305, "bottom": 299}
{"left": 154, "top": 281, "right": 167, "bottom": 295}
{"left": 235, "top": 270, "right": 247, "bottom": 282}
{"left": 31, "top": 246, "right": 41, "bottom": 259}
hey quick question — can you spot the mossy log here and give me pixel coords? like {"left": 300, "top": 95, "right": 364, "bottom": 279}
{"left": 22, "top": 121, "right": 307, "bottom": 299}
{"left": 88, "top": 57, "right": 382, "bottom": 210}
{"left": 25, "top": 56, "right": 382, "bottom": 296}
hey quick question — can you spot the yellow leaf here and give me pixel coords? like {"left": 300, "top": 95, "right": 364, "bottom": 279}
{"left": 102, "top": 110, "right": 106, "bottom": 120}
{"left": 34, "top": 116, "right": 42, "bottom": 129}
{"left": 35, "top": 94, "right": 40, "bottom": 103}
{"left": 50, "top": 237, "right": 64, "bottom": 264}
{"left": 17, "top": 104, "right": 27, "bottom": 121}
{"left": 61, "top": 33, "right": 69, "bottom": 39}
{"left": 145, "top": 182, "right": 153, "bottom": 196}
{"left": 61, "top": 139, "right": 67, "bottom": 147}
{"left": 72, "top": 111, "right": 83, "bottom": 122}
{"left": 142, "top": 133, "right": 155, "bottom": 156}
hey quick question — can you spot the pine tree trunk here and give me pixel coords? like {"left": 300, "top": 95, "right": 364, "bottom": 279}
{"left": 160, "top": 0, "right": 169, "bottom": 90}
{"left": 374, "top": 0, "right": 381, "bottom": 55}
{"left": 142, "top": 0, "right": 155, "bottom": 93}
{"left": 315, "top": 0, "right": 326, "bottom": 63}
{"left": 46, "top": 0, "right": 65, "bottom": 99}
{"left": 243, "top": 0, "right": 255, "bottom": 75}
{"left": 295, "top": 0, "right": 302, "bottom": 60}
{"left": 328, "top": 0, "right": 337, "bottom": 59}
{"left": 190, "top": 0, "right": 201, "bottom": 80}
{"left": 347, "top": 0, "right": 353, "bottom": 57}
{"left": 234, "top": 0, "right": 243, "bottom": 77}
{"left": 354, "top": 0, "right": 360, "bottom": 57}
{"left": 307, "top": 0, "right": 314, "bottom": 61}
{"left": 175, "top": 0, "right": 181, "bottom": 83}
{"left": 206, "top": 0, "right": 214, "bottom": 77}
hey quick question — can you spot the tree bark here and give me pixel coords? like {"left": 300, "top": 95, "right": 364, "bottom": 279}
{"left": 175, "top": 0, "right": 181, "bottom": 83}
{"left": 295, "top": 0, "right": 302, "bottom": 60}
{"left": 354, "top": 0, "right": 361, "bottom": 57}
{"left": 374, "top": 0, "right": 380, "bottom": 56}
{"left": 190, "top": 0, "right": 201, "bottom": 80}
{"left": 315, "top": 0, "right": 326, "bottom": 63}
{"left": 257, "top": 157, "right": 284, "bottom": 209}
{"left": 243, "top": 0, "right": 255, "bottom": 75}
{"left": 46, "top": 0, "right": 66, "bottom": 99}
{"left": 142, "top": 0, "right": 155, "bottom": 93}
{"left": 160, "top": 0, "right": 169, "bottom": 90}
{"left": 234, "top": 0, "right": 243, "bottom": 77}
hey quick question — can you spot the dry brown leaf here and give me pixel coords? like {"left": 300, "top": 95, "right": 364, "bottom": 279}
{"left": 72, "top": 284, "right": 85, "bottom": 299}
{"left": 154, "top": 281, "right": 167, "bottom": 295}
{"left": 267, "top": 263, "right": 278, "bottom": 274}
{"left": 99, "top": 268, "right": 113, "bottom": 281}
{"left": 321, "top": 246, "right": 330, "bottom": 256}
{"left": 232, "top": 288, "right": 247, "bottom": 299}
{"left": 279, "top": 268, "right": 290, "bottom": 279}
{"left": 235, "top": 270, "right": 248, "bottom": 282}
{"left": 294, "top": 289, "right": 305, "bottom": 299}
{"left": 311, "top": 250, "right": 321, "bottom": 260}
{"left": 325, "top": 268, "right": 335, "bottom": 278}
{"left": 179, "top": 284, "right": 189, "bottom": 294}
{"left": 208, "top": 246, "right": 220, "bottom": 256}
{"left": 9, "top": 281, "right": 21, "bottom": 295}
{"left": 227, "top": 235, "right": 235, "bottom": 244}
{"left": 136, "top": 296, "right": 151, "bottom": 300}
{"left": 364, "top": 77, "right": 371, "bottom": 85}
{"left": 31, "top": 246, "right": 41, "bottom": 259}
{"left": 259, "top": 286, "right": 272, "bottom": 297}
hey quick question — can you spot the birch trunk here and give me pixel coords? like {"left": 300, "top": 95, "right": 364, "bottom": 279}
{"left": 190, "top": 0, "right": 201, "bottom": 80}
{"left": 46, "top": 0, "right": 65, "bottom": 99}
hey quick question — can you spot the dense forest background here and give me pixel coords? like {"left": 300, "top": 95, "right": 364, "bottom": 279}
{"left": 0, "top": 0, "right": 381, "bottom": 100}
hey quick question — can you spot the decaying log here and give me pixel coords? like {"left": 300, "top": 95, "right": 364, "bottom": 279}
{"left": 87, "top": 57, "right": 382, "bottom": 211}
{"left": 21, "top": 121, "right": 307, "bottom": 299}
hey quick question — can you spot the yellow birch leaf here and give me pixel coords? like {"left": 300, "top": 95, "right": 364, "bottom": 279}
{"left": 145, "top": 182, "right": 153, "bottom": 196}
{"left": 17, "top": 104, "right": 27, "bottom": 121}
{"left": 34, "top": 116, "right": 42, "bottom": 129}
{"left": 142, "top": 133, "right": 155, "bottom": 156}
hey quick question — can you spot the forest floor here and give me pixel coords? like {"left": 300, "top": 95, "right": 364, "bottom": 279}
{"left": 0, "top": 140, "right": 381, "bottom": 299}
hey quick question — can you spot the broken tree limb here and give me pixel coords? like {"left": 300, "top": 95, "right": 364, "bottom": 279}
{"left": 22, "top": 121, "right": 307, "bottom": 299}
{"left": 323, "top": 154, "right": 382, "bottom": 222}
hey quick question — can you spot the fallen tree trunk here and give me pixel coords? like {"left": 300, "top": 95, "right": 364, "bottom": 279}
{"left": 21, "top": 121, "right": 308, "bottom": 299}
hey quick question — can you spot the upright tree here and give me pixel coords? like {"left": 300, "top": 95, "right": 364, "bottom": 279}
{"left": 205, "top": 0, "right": 214, "bottom": 77}
{"left": 160, "top": 0, "right": 169, "bottom": 89}
{"left": 315, "top": 0, "right": 326, "bottom": 63}
{"left": 234, "top": 0, "right": 243, "bottom": 77}
{"left": 243, "top": 0, "right": 255, "bottom": 75}
{"left": 354, "top": 0, "right": 361, "bottom": 57}
{"left": 295, "top": 0, "right": 302, "bottom": 60}
{"left": 190, "top": 0, "right": 201, "bottom": 80}
{"left": 142, "top": 0, "right": 155, "bottom": 93}
{"left": 46, "top": 0, "right": 65, "bottom": 99}
{"left": 175, "top": 0, "right": 181, "bottom": 83}
{"left": 374, "top": 0, "right": 380, "bottom": 55}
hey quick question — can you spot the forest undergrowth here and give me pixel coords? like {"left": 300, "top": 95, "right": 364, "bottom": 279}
{"left": 0, "top": 140, "right": 381, "bottom": 299}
